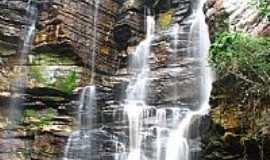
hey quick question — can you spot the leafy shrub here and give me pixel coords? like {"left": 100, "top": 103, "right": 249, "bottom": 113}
{"left": 210, "top": 32, "right": 270, "bottom": 99}
{"left": 250, "top": 0, "right": 270, "bottom": 18}
{"left": 54, "top": 71, "right": 77, "bottom": 94}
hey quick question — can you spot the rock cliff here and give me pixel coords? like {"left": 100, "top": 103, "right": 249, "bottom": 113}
{"left": 0, "top": 0, "right": 269, "bottom": 160}
{"left": 203, "top": 1, "right": 270, "bottom": 160}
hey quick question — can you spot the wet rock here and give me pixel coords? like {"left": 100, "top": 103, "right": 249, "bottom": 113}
{"left": 32, "top": 133, "right": 65, "bottom": 159}
{"left": 64, "top": 129, "right": 127, "bottom": 160}
{"left": 121, "top": 0, "right": 144, "bottom": 12}
{"left": 0, "top": 129, "right": 32, "bottom": 160}
{"left": 34, "top": 0, "right": 122, "bottom": 74}
{"left": 243, "top": 138, "right": 261, "bottom": 160}
{"left": 0, "top": 1, "right": 29, "bottom": 47}
{"left": 206, "top": 0, "right": 270, "bottom": 36}
{"left": 1, "top": 0, "right": 268, "bottom": 160}
{"left": 112, "top": 24, "right": 132, "bottom": 49}
{"left": 0, "top": 152, "right": 28, "bottom": 160}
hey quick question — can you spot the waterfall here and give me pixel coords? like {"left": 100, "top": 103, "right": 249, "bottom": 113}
{"left": 79, "top": 86, "right": 97, "bottom": 129}
{"left": 20, "top": 1, "right": 38, "bottom": 63}
{"left": 61, "top": 0, "right": 212, "bottom": 159}
{"left": 123, "top": 0, "right": 213, "bottom": 159}
{"left": 165, "top": 0, "right": 213, "bottom": 160}
{"left": 90, "top": 0, "right": 100, "bottom": 84}
{"left": 15, "top": 0, "right": 37, "bottom": 89}
{"left": 63, "top": 86, "right": 97, "bottom": 160}
{"left": 7, "top": 1, "right": 37, "bottom": 127}
{"left": 63, "top": 0, "right": 100, "bottom": 159}
{"left": 124, "top": 16, "right": 155, "bottom": 160}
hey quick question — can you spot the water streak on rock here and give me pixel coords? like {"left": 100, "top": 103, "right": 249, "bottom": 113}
{"left": 8, "top": 1, "right": 37, "bottom": 126}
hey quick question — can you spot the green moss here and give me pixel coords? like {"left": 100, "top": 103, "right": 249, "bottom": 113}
{"left": 25, "top": 109, "right": 36, "bottom": 117}
{"left": 24, "top": 108, "right": 56, "bottom": 130}
{"left": 210, "top": 32, "right": 270, "bottom": 99}
{"left": 250, "top": 0, "right": 270, "bottom": 19}
{"left": 159, "top": 10, "right": 173, "bottom": 29}
{"left": 29, "top": 66, "right": 78, "bottom": 94}
{"left": 30, "top": 66, "right": 50, "bottom": 85}
{"left": 53, "top": 71, "right": 77, "bottom": 95}
{"left": 28, "top": 51, "right": 79, "bottom": 93}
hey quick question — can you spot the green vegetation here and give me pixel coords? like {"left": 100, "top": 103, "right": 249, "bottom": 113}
{"left": 29, "top": 66, "right": 77, "bottom": 94}
{"left": 28, "top": 52, "right": 78, "bottom": 94}
{"left": 28, "top": 52, "right": 75, "bottom": 65}
{"left": 54, "top": 71, "right": 77, "bottom": 94}
{"left": 24, "top": 108, "right": 55, "bottom": 129}
{"left": 30, "top": 66, "right": 49, "bottom": 85}
{"left": 210, "top": 32, "right": 270, "bottom": 99}
{"left": 250, "top": 0, "right": 270, "bottom": 18}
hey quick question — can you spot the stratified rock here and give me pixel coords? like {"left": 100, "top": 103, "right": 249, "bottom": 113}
{"left": 0, "top": 1, "right": 30, "bottom": 55}
{"left": 0, "top": 129, "right": 32, "bottom": 160}
{"left": 35, "top": 0, "right": 122, "bottom": 74}
{"left": 32, "top": 133, "right": 66, "bottom": 160}
{"left": 206, "top": 0, "right": 270, "bottom": 36}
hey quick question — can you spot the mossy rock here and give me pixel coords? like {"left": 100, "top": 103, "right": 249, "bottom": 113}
{"left": 28, "top": 52, "right": 76, "bottom": 65}
{"left": 159, "top": 10, "right": 173, "bottom": 29}
{"left": 0, "top": 45, "right": 16, "bottom": 56}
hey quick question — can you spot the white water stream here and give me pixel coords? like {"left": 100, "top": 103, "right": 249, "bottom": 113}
{"left": 63, "top": 86, "right": 97, "bottom": 160}
{"left": 124, "top": 0, "right": 213, "bottom": 160}
{"left": 63, "top": 0, "right": 100, "bottom": 159}
{"left": 8, "top": 1, "right": 37, "bottom": 127}
{"left": 124, "top": 16, "right": 155, "bottom": 160}
{"left": 62, "top": 0, "right": 213, "bottom": 159}
{"left": 90, "top": 0, "right": 100, "bottom": 84}
{"left": 165, "top": 0, "right": 213, "bottom": 159}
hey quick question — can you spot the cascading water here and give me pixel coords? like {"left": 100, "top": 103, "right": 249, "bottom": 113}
{"left": 165, "top": 0, "right": 213, "bottom": 160}
{"left": 63, "top": 0, "right": 100, "bottom": 159}
{"left": 90, "top": 0, "right": 100, "bottom": 84}
{"left": 78, "top": 86, "right": 97, "bottom": 129}
{"left": 63, "top": 86, "right": 97, "bottom": 160}
{"left": 123, "top": 0, "right": 213, "bottom": 160}
{"left": 63, "top": 0, "right": 212, "bottom": 159}
{"left": 124, "top": 16, "right": 155, "bottom": 160}
{"left": 8, "top": 0, "right": 37, "bottom": 126}
{"left": 19, "top": 1, "right": 38, "bottom": 64}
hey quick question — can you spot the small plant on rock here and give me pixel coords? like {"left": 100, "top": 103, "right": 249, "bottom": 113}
{"left": 24, "top": 108, "right": 56, "bottom": 130}
{"left": 54, "top": 71, "right": 77, "bottom": 95}
{"left": 250, "top": 0, "right": 270, "bottom": 19}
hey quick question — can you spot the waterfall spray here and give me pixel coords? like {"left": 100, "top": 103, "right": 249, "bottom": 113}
{"left": 165, "top": 0, "right": 213, "bottom": 159}
{"left": 7, "top": 1, "right": 37, "bottom": 127}
{"left": 124, "top": 16, "right": 155, "bottom": 160}
{"left": 61, "top": 0, "right": 213, "bottom": 159}
{"left": 63, "top": 1, "right": 100, "bottom": 159}
{"left": 63, "top": 86, "right": 97, "bottom": 160}
{"left": 90, "top": 0, "right": 100, "bottom": 84}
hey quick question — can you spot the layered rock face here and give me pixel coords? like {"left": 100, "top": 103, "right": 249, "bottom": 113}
{"left": 0, "top": 0, "right": 122, "bottom": 159}
{"left": 202, "top": 1, "right": 270, "bottom": 160}
{"left": 71, "top": 0, "right": 198, "bottom": 159}
{"left": 0, "top": 0, "right": 269, "bottom": 160}
{"left": 0, "top": 0, "right": 198, "bottom": 159}
{"left": 0, "top": 1, "right": 29, "bottom": 54}
{"left": 206, "top": 0, "right": 270, "bottom": 36}
{"left": 35, "top": 0, "right": 122, "bottom": 73}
